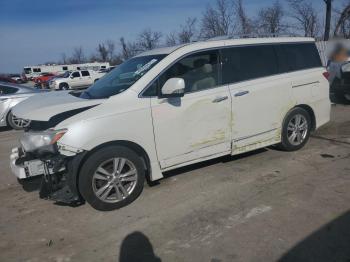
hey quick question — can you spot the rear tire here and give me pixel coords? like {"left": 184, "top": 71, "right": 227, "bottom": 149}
{"left": 79, "top": 146, "right": 145, "bottom": 211}
{"left": 278, "top": 107, "right": 311, "bottom": 152}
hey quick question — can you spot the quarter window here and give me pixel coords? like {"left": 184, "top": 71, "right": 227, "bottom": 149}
{"left": 72, "top": 72, "right": 80, "bottom": 78}
{"left": 276, "top": 43, "right": 322, "bottom": 72}
{"left": 81, "top": 71, "right": 90, "bottom": 77}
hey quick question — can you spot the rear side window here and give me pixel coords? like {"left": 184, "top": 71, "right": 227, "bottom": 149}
{"left": 72, "top": 72, "right": 80, "bottom": 78}
{"left": 222, "top": 45, "right": 278, "bottom": 84}
{"left": 275, "top": 43, "right": 322, "bottom": 72}
{"left": 62, "top": 66, "right": 68, "bottom": 71}
{"left": 81, "top": 71, "right": 90, "bottom": 76}
{"left": 0, "top": 85, "right": 18, "bottom": 95}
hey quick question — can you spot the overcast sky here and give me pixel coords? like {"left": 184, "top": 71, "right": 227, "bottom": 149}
{"left": 0, "top": 0, "right": 326, "bottom": 73}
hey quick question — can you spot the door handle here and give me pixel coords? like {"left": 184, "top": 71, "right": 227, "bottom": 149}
{"left": 212, "top": 96, "right": 228, "bottom": 103}
{"left": 234, "top": 91, "right": 249, "bottom": 97}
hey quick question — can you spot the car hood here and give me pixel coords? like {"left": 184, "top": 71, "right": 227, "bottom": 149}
{"left": 12, "top": 91, "right": 105, "bottom": 121}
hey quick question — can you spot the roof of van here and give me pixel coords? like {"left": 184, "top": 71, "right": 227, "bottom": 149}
{"left": 137, "top": 37, "right": 315, "bottom": 57}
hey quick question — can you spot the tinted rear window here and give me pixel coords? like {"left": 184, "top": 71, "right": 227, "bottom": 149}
{"left": 222, "top": 42, "right": 322, "bottom": 85}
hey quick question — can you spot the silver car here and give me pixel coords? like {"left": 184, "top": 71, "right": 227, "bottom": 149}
{"left": 0, "top": 82, "right": 46, "bottom": 129}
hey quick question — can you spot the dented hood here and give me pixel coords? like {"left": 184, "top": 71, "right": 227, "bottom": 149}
{"left": 12, "top": 91, "right": 105, "bottom": 121}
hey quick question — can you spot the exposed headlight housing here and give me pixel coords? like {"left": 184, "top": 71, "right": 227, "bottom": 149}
{"left": 20, "top": 129, "right": 67, "bottom": 154}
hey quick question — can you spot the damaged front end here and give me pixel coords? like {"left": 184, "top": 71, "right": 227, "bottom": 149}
{"left": 11, "top": 129, "right": 85, "bottom": 205}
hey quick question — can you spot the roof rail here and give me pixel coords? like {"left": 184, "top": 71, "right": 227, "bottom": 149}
{"left": 206, "top": 33, "right": 302, "bottom": 41}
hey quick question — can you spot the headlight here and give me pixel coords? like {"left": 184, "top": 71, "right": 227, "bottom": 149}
{"left": 20, "top": 129, "right": 67, "bottom": 153}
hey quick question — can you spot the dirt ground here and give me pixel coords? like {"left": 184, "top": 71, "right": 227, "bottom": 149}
{"left": 0, "top": 103, "right": 349, "bottom": 262}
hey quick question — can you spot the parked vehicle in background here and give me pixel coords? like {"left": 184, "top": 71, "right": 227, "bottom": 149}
{"left": 0, "top": 82, "right": 47, "bottom": 129}
{"left": 11, "top": 37, "right": 330, "bottom": 211}
{"left": 39, "top": 73, "right": 66, "bottom": 89}
{"left": 33, "top": 73, "right": 56, "bottom": 84}
{"left": 328, "top": 61, "right": 350, "bottom": 101}
{"left": 23, "top": 62, "right": 110, "bottom": 80}
{"left": 0, "top": 75, "right": 17, "bottom": 84}
{"left": 99, "top": 66, "right": 116, "bottom": 73}
{"left": 9, "top": 74, "right": 24, "bottom": 83}
{"left": 49, "top": 70, "right": 106, "bottom": 90}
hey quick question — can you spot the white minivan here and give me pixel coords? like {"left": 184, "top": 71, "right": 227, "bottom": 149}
{"left": 11, "top": 37, "right": 330, "bottom": 211}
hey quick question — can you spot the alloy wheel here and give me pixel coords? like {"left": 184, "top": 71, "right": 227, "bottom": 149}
{"left": 92, "top": 158, "right": 138, "bottom": 203}
{"left": 11, "top": 114, "right": 30, "bottom": 129}
{"left": 287, "top": 114, "right": 308, "bottom": 146}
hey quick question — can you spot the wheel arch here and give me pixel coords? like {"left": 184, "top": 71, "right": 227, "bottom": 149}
{"left": 59, "top": 82, "right": 69, "bottom": 89}
{"left": 74, "top": 140, "right": 152, "bottom": 192}
{"left": 294, "top": 104, "right": 316, "bottom": 131}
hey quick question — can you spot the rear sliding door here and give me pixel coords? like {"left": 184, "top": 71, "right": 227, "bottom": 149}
{"left": 222, "top": 44, "right": 292, "bottom": 154}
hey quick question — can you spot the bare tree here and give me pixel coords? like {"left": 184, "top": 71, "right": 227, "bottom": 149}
{"left": 119, "top": 37, "right": 140, "bottom": 60}
{"left": 105, "top": 40, "right": 115, "bottom": 61}
{"left": 70, "top": 46, "right": 85, "bottom": 63}
{"left": 287, "top": 0, "right": 320, "bottom": 37}
{"left": 200, "top": 0, "right": 232, "bottom": 39}
{"left": 334, "top": 2, "right": 350, "bottom": 38}
{"left": 97, "top": 43, "right": 108, "bottom": 61}
{"left": 178, "top": 18, "right": 197, "bottom": 43}
{"left": 257, "top": 1, "right": 286, "bottom": 35}
{"left": 324, "top": 0, "right": 333, "bottom": 40}
{"left": 233, "top": 0, "right": 254, "bottom": 36}
{"left": 137, "top": 28, "right": 162, "bottom": 50}
{"left": 166, "top": 32, "right": 178, "bottom": 46}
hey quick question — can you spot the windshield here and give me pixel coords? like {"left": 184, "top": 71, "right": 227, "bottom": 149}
{"left": 24, "top": 68, "right": 31, "bottom": 74}
{"left": 61, "top": 71, "right": 71, "bottom": 78}
{"left": 80, "top": 54, "right": 166, "bottom": 99}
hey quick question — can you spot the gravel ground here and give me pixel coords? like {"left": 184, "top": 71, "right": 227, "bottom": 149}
{"left": 0, "top": 103, "right": 349, "bottom": 262}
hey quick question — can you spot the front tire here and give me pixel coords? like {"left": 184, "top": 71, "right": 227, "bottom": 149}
{"left": 278, "top": 107, "right": 311, "bottom": 151}
{"left": 7, "top": 111, "right": 31, "bottom": 130}
{"left": 59, "top": 83, "right": 69, "bottom": 90}
{"left": 79, "top": 146, "right": 145, "bottom": 211}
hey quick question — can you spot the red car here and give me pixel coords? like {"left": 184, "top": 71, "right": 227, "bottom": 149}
{"left": 33, "top": 73, "right": 56, "bottom": 84}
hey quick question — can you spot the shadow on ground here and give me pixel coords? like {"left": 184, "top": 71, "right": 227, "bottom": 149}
{"left": 119, "top": 231, "right": 161, "bottom": 262}
{"left": 279, "top": 211, "right": 350, "bottom": 262}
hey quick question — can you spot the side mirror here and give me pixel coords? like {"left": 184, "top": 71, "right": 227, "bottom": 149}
{"left": 159, "top": 78, "right": 185, "bottom": 98}
{"left": 70, "top": 76, "right": 74, "bottom": 79}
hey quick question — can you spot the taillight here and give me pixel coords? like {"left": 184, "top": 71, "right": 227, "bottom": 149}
{"left": 323, "top": 71, "right": 330, "bottom": 80}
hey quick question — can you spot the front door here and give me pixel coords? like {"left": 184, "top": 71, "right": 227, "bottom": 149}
{"left": 150, "top": 50, "right": 232, "bottom": 169}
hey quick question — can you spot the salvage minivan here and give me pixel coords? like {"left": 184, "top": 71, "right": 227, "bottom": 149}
{"left": 11, "top": 37, "right": 331, "bottom": 211}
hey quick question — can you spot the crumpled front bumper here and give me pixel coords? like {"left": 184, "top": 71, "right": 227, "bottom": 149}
{"left": 10, "top": 147, "right": 46, "bottom": 179}
{"left": 10, "top": 146, "right": 85, "bottom": 205}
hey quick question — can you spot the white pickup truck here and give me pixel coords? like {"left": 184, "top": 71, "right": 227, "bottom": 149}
{"left": 49, "top": 70, "right": 106, "bottom": 90}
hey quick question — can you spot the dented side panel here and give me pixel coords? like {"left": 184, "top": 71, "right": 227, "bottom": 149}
{"left": 151, "top": 85, "right": 232, "bottom": 169}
